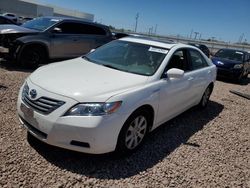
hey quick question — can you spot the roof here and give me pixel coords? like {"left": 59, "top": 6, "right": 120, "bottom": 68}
{"left": 40, "top": 16, "right": 107, "bottom": 28}
{"left": 120, "top": 36, "right": 178, "bottom": 49}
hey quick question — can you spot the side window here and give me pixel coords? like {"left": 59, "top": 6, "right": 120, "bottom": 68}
{"left": 55, "top": 22, "right": 82, "bottom": 34}
{"left": 55, "top": 22, "right": 107, "bottom": 35}
{"left": 166, "top": 49, "right": 189, "bottom": 72}
{"left": 189, "top": 50, "right": 208, "bottom": 70}
{"left": 79, "top": 24, "right": 106, "bottom": 35}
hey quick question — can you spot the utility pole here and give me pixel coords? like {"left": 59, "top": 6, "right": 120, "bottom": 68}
{"left": 189, "top": 29, "right": 193, "bottom": 39}
{"left": 154, "top": 24, "right": 157, "bottom": 35}
{"left": 135, "top": 13, "right": 139, "bottom": 33}
{"left": 194, "top": 32, "right": 199, "bottom": 40}
{"left": 238, "top": 33, "right": 244, "bottom": 43}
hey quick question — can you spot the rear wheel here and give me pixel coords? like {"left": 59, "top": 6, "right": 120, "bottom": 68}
{"left": 198, "top": 86, "right": 212, "bottom": 108}
{"left": 19, "top": 45, "right": 47, "bottom": 68}
{"left": 116, "top": 110, "right": 150, "bottom": 155}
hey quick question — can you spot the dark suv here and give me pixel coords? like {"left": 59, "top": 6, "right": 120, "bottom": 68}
{"left": 211, "top": 49, "right": 250, "bottom": 81}
{"left": 0, "top": 17, "right": 113, "bottom": 66}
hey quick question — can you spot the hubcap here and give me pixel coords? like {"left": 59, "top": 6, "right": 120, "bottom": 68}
{"left": 25, "top": 51, "right": 40, "bottom": 65}
{"left": 202, "top": 88, "right": 210, "bottom": 106}
{"left": 125, "top": 115, "right": 147, "bottom": 150}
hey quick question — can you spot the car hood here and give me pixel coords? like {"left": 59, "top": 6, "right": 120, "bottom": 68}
{"left": 29, "top": 57, "right": 149, "bottom": 102}
{"left": 0, "top": 24, "right": 39, "bottom": 34}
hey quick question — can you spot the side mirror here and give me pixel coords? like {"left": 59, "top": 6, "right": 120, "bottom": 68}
{"left": 90, "top": 49, "right": 95, "bottom": 53}
{"left": 52, "top": 27, "right": 62, "bottom": 33}
{"left": 165, "top": 68, "right": 184, "bottom": 79}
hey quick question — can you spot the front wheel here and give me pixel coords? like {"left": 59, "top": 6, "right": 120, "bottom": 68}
{"left": 19, "top": 46, "right": 46, "bottom": 68}
{"left": 116, "top": 110, "right": 150, "bottom": 155}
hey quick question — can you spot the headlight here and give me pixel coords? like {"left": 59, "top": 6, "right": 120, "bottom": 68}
{"left": 22, "top": 82, "right": 29, "bottom": 99}
{"left": 233, "top": 64, "right": 243, "bottom": 69}
{"left": 64, "top": 101, "right": 122, "bottom": 116}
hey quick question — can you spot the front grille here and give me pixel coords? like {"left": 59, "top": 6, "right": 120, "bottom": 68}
{"left": 22, "top": 83, "right": 65, "bottom": 115}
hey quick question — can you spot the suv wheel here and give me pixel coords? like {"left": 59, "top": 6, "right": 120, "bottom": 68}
{"left": 19, "top": 46, "right": 46, "bottom": 68}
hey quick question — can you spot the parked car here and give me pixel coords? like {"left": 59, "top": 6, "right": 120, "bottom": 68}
{"left": 21, "top": 17, "right": 33, "bottom": 23}
{"left": 17, "top": 37, "right": 216, "bottom": 154}
{"left": 211, "top": 48, "right": 250, "bottom": 81}
{"left": 0, "top": 16, "right": 113, "bottom": 67}
{"left": 0, "top": 15, "right": 17, "bottom": 25}
{"left": 188, "top": 43, "right": 210, "bottom": 57}
{"left": 2, "top": 13, "right": 18, "bottom": 22}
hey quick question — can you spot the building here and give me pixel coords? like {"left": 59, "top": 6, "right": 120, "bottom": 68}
{"left": 0, "top": 0, "right": 94, "bottom": 21}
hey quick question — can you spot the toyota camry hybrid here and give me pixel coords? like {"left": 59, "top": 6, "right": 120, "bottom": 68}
{"left": 17, "top": 37, "right": 217, "bottom": 154}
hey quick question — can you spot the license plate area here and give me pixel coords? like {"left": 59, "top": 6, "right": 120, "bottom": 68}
{"left": 20, "top": 103, "right": 34, "bottom": 118}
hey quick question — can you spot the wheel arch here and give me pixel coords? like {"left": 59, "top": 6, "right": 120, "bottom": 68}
{"left": 207, "top": 82, "right": 214, "bottom": 91}
{"left": 125, "top": 104, "right": 155, "bottom": 131}
{"left": 17, "top": 42, "right": 49, "bottom": 62}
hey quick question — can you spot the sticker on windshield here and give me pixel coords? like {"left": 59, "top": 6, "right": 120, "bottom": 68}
{"left": 235, "top": 51, "right": 243, "bottom": 54}
{"left": 149, "top": 47, "right": 168, "bottom": 54}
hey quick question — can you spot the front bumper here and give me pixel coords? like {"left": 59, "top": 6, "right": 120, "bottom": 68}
{"left": 0, "top": 46, "right": 9, "bottom": 53}
{"left": 17, "top": 80, "right": 128, "bottom": 154}
{"left": 216, "top": 67, "right": 243, "bottom": 79}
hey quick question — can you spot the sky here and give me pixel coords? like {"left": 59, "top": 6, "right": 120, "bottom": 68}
{"left": 39, "top": 0, "right": 250, "bottom": 43}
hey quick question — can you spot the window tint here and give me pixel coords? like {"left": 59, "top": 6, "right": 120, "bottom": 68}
{"left": 56, "top": 22, "right": 106, "bottom": 35}
{"left": 166, "top": 50, "right": 189, "bottom": 72}
{"left": 189, "top": 50, "right": 208, "bottom": 70}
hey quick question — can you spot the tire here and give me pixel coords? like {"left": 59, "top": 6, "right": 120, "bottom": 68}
{"left": 198, "top": 86, "right": 212, "bottom": 108}
{"left": 19, "top": 45, "right": 47, "bottom": 68}
{"left": 242, "top": 71, "right": 249, "bottom": 79}
{"left": 116, "top": 110, "right": 150, "bottom": 155}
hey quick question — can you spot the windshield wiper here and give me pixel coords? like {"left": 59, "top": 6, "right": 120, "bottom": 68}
{"left": 102, "top": 64, "right": 120, "bottom": 70}
{"left": 82, "top": 56, "right": 92, "bottom": 62}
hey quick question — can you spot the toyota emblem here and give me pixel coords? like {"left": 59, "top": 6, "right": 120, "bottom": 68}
{"left": 29, "top": 89, "right": 37, "bottom": 99}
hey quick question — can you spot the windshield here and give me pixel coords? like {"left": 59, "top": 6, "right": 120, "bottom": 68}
{"left": 22, "top": 17, "right": 60, "bottom": 31}
{"left": 84, "top": 40, "right": 168, "bottom": 76}
{"left": 214, "top": 49, "right": 244, "bottom": 62}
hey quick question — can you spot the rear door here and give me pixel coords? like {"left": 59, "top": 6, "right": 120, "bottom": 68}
{"left": 186, "top": 49, "right": 212, "bottom": 103}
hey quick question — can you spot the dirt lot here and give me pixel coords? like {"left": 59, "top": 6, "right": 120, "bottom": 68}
{"left": 0, "top": 62, "right": 249, "bottom": 188}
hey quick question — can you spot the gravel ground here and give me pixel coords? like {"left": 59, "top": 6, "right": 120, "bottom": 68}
{"left": 0, "top": 62, "right": 249, "bottom": 188}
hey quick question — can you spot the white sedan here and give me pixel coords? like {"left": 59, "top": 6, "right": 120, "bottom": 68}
{"left": 17, "top": 37, "right": 217, "bottom": 154}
